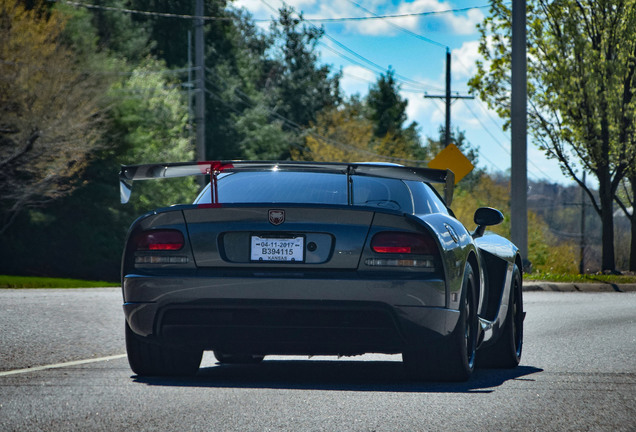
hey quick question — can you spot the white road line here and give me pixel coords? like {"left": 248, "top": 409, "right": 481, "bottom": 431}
{"left": 0, "top": 354, "right": 127, "bottom": 377}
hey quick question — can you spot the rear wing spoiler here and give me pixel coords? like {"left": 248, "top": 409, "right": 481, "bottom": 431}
{"left": 119, "top": 160, "right": 455, "bottom": 206}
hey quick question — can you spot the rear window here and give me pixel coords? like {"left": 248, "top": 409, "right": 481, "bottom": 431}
{"left": 352, "top": 176, "right": 413, "bottom": 212}
{"left": 405, "top": 181, "right": 449, "bottom": 215}
{"left": 194, "top": 171, "right": 414, "bottom": 212}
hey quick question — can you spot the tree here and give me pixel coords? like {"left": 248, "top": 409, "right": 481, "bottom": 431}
{"left": 129, "top": 0, "right": 228, "bottom": 68}
{"left": 366, "top": 68, "right": 426, "bottom": 163}
{"left": 205, "top": 8, "right": 280, "bottom": 160}
{"left": 0, "top": 0, "right": 108, "bottom": 235}
{"left": 107, "top": 59, "right": 198, "bottom": 210}
{"left": 235, "top": 102, "right": 292, "bottom": 160}
{"left": 367, "top": 68, "right": 408, "bottom": 138}
{"left": 79, "top": 0, "right": 151, "bottom": 62}
{"left": 292, "top": 96, "right": 428, "bottom": 164}
{"left": 206, "top": 5, "right": 342, "bottom": 161}
{"left": 452, "top": 174, "right": 578, "bottom": 274}
{"left": 615, "top": 173, "right": 636, "bottom": 270}
{"left": 266, "top": 6, "right": 341, "bottom": 157}
{"left": 469, "top": 0, "right": 636, "bottom": 271}
{"left": 292, "top": 98, "right": 377, "bottom": 162}
{"left": 0, "top": 59, "right": 198, "bottom": 280}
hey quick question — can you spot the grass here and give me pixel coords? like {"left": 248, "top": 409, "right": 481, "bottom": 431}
{"left": 0, "top": 275, "right": 119, "bottom": 289}
{"left": 525, "top": 271, "right": 636, "bottom": 284}
{"left": 3, "top": 273, "right": 636, "bottom": 289}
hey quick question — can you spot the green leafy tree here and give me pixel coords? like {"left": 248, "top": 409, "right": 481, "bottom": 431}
{"left": 0, "top": 0, "right": 108, "bottom": 235}
{"left": 292, "top": 98, "right": 377, "bottom": 162}
{"left": 269, "top": 7, "right": 341, "bottom": 128}
{"left": 367, "top": 68, "right": 408, "bottom": 138}
{"left": 265, "top": 6, "right": 341, "bottom": 158}
{"left": 366, "top": 68, "right": 426, "bottom": 163}
{"left": 469, "top": 0, "right": 636, "bottom": 271}
{"left": 124, "top": 2, "right": 262, "bottom": 160}
{"left": 235, "top": 102, "right": 292, "bottom": 160}
{"left": 74, "top": 0, "right": 151, "bottom": 61}
{"left": 452, "top": 174, "right": 578, "bottom": 274}
{"left": 128, "top": 0, "right": 226, "bottom": 68}
{"left": 204, "top": 8, "right": 276, "bottom": 159}
{"left": 615, "top": 173, "right": 636, "bottom": 270}
{"left": 0, "top": 59, "right": 198, "bottom": 280}
{"left": 108, "top": 59, "right": 198, "bottom": 211}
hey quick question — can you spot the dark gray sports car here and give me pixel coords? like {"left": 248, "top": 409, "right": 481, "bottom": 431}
{"left": 120, "top": 161, "right": 524, "bottom": 381}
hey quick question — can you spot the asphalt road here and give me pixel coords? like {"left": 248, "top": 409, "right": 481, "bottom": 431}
{"left": 0, "top": 288, "right": 634, "bottom": 431}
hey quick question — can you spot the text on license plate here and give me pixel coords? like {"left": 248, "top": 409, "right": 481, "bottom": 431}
{"left": 250, "top": 236, "right": 304, "bottom": 262}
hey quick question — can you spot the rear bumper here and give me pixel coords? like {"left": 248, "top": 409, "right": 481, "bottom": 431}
{"left": 123, "top": 273, "right": 459, "bottom": 355}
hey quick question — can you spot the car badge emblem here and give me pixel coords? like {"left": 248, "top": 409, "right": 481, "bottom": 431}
{"left": 268, "top": 209, "right": 285, "bottom": 225}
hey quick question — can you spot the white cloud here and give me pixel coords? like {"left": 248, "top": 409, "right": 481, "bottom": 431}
{"left": 444, "top": 7, "right": 484, "bottom": 35}
{"left": 233, "top": 0, "right": 484, "bottom": 38}
{"left": 232, "top": 0, "right": 270, "bottom": 16}
{"left": 404, "top": 89, "right": 445, "bottom": 135}
{"left": 347, "top": 0, "right": 484, "bottom": 37}
{"left": 347, "top": 0, "right": 436, "bottom": 36}
{"left": 451, "top": 40, "right": 480, "bottom": 80}
{"left": 233, "top": 0, "right": 320, "bottom": 18}
{"left": 340, "top": 65, "right": 376, "bottom": 96}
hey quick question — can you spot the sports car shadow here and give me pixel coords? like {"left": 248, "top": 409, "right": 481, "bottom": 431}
{"left": 133, "top": 358, "right": 543, "bottom": 393}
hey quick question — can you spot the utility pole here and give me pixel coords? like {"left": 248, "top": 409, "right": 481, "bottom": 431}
{"left": 510, "top": 0, "right": 528, "bottom": 265}
{"left": 194, "top": 0, "right": 206, "bottom": 162}
{"left": 424, "top": 48, "right": 473, "bottom": 147}
{"left": 187, "top": 30, "right": 193, "bottom": 148}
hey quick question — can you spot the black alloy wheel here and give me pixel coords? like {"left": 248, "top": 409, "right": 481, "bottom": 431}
{"left": 403, "top": 262, "right": 478, "bottom": 382}
{"left": 125, "top": 321, "right": 202, "bottom": 376}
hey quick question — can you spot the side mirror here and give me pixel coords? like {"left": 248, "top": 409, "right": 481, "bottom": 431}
{"left": 473, "top": 207, "right": 504, "bottom": 238}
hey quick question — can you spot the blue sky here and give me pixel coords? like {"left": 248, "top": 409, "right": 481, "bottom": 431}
{"left": 233, "top": 0, "right": 573, "bottom": 185}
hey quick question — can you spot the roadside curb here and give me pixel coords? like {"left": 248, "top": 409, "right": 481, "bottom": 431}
{"left": 523, "top": 281, "right": 636, "bottom": 292}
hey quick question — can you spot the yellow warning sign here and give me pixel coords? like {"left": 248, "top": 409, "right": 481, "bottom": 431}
{"left": 428, "top": 143, "right": 474, "bottom": 184}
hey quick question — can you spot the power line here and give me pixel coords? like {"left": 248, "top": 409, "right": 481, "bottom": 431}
{"left": 474, "top": 98, "right": 509, "bottom": 140}
{"left": 59, "top": 0, "right": 232, "bottom": 21}
{"left": 460, "top": 99, "right": 510, "bottom": 155}
{"left": 319, "top": 36, "right": 440, "bottom": 92}
{"left": 334, "top": 1, "right": 517, "bottom": 178}
{"left": 317, "top": 39, "right": 444, "bottom": 93}
{"left": 304, "top": 4, "right": 491, "bottom": 23}
{"left": 260, "top": 0, "right": 443, "bottom": 94}
{"left": 59, "top": 1, "right": 491, "bottom": 24}
{"left": 204, "top": 68, "right": 430, "bottom": 165}
{"left": 423, "top": 99, "right": 506, "bottom": 173}
{"left": 337, "top": 6, "right": 515, "bottom": 179}
{"left": 345, "top": 0, "right": 447, "bottom": 49}
{"left": 459, "top": 99, "right": 551, "bottom": 181}
{"left": 62, "top": 0, "right": 444, "bottom": 93}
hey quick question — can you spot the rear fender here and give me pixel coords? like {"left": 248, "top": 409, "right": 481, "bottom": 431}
{"left": 474, "top": 234, "right": 521, "bottom": 346}
{"left": 121, "top": 208, "right": 196, "bottom": 295}
{"left": 360, "top": 212, "right": 476, "bottom": 310}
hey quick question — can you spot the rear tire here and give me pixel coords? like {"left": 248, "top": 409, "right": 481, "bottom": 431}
{"left": 125, "top": 322, "right": 202, "bottom": 376}
{"left": 403, "top": 262, "right": 478, "bottom": 382}
{"left": 477, "top": 265, "right": 524, "bottom": 368}
{"left": 213, "top": 351, "right": 264, "bottom": 364}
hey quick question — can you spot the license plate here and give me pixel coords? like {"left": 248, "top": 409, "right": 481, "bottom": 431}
{"left": 250, "top": 236, "right": 304, "bottom": 262}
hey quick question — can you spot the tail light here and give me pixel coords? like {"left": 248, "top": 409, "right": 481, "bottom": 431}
{"left": 135, "top": 230, "right": 184, "bottom": 251}
{"left": 371, "top": 231, "right": 437, "bottom": 255}
{"left": 367, "top": 231, "right": 439, "bottom": 270}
